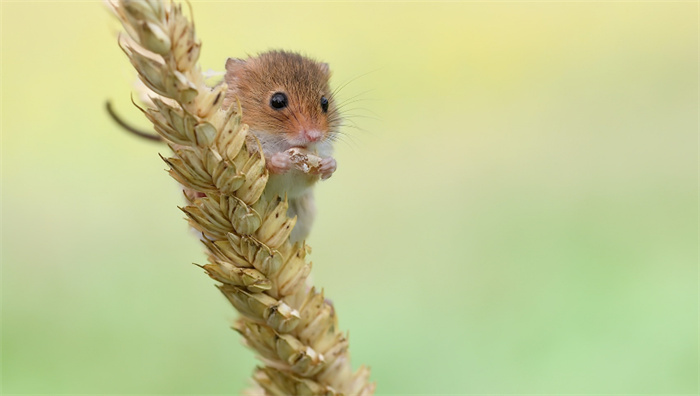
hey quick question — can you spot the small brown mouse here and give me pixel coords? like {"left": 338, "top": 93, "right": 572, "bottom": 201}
{"left": 223, "top": 50, "right": 339, "bottom": 242}
{"left": 109, "top": 50, "right": 340, "bottom": 242}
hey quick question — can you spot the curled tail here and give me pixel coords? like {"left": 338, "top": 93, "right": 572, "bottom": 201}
{"left": 105, "top": 101, "right": 162, "bottom": 142}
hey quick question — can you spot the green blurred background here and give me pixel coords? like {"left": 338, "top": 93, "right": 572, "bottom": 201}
{"left": 2, "top": 1, "right": 697, "bottom": 394}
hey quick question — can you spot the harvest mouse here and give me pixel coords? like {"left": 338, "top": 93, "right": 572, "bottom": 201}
{"left": 108, "top": 50, "right": 340, "bottom": 242}
{"left": 223, "top": 50, "right": 339, "bottom": 242}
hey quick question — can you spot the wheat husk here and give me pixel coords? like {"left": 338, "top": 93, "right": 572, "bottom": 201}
{"left": 107, "top": 0, "right": 374, "bottom": 394}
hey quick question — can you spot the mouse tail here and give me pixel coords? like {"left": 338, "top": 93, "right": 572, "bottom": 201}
{"left": 105, "top": 100, "right": 163, "bottom": 142}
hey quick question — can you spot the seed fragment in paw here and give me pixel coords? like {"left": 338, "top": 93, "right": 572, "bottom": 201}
{"left": 286, "top": 148, "right": 322, "bottom": 174}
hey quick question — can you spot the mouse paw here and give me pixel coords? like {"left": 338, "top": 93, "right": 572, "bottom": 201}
{"left": 267, "top": 152, "right": 292, "bottom": 174}
{"left": 318, "top": 157, "right": 337, "bottom": 180}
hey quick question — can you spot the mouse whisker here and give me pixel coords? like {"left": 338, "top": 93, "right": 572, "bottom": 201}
{"left": 286, "top": 102, "right": 304, "bottom": 132}
{"left": 345, "top": 106, "right": 381, "bottom": 118}
{"left": 327, "top": 131, "right": 362, "bottom": 151}
{"left": 330, "top": 69, "right": 380, "bottom": 98}
{"left": 332, "top": 92, "right": 377, "bottom": 113}
{"left": 340, "top": 124, "right": 371, "bottom": 136}
{"left": 336, "top": 88, "right": 377, "bottom": 103}
{"left": 333, "top": 104, "right": 381, "bottom": 120}
{"left": 267, "top": 113, "right": 289, "bottom": 125}
{"left": 336, "top": 113, "right": 381, "bottom": 122}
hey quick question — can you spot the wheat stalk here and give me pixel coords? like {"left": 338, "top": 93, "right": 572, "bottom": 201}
{"left": 107, "top": 1, "right": 375, "bottom": 394}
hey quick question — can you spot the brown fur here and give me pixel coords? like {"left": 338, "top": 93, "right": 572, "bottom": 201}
{"left": 224, "top": 50, "right": 338, "bottom": 139}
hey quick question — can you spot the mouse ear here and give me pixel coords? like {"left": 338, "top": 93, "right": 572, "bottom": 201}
{"left": 224, "top": 58, "right": 246, "bottom": 93}
{"left": 225, "top": 58, "right": 246, "bottom": 75}
{"left": 319, "top": 62, "right": 330, "bottom": 75}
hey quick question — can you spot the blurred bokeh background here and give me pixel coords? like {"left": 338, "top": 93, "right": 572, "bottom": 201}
{"left": 2, "top": 1, "right": 697, "bottom": 394}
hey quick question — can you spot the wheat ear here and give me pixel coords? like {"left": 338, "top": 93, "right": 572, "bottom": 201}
{"left": 108, "top": 1, "right": 375, "bottom": 394}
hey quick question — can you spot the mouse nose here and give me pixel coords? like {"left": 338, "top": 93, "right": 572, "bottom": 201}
{"left": 302, "top": 129, "right": 323, "bottom": 142}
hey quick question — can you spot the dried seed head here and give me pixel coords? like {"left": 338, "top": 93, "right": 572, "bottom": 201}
{"left": 110, "top": 0, "right": 374, "bottom": 393}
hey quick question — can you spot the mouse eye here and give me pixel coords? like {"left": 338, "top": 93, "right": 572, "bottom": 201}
{"left": 320, "top": 96, "right": 329, "bottom": 113}
{"left": 270, "top": 92, "right": 288, "bottom": 110}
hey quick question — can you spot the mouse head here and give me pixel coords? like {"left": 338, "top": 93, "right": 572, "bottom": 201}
{"left": 224, "top": 50, "right": 339, "bottom": 151}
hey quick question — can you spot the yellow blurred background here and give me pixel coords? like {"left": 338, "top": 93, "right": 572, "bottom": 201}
{"left": 2, "top": 1, "right": 697, "bottom": 394}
